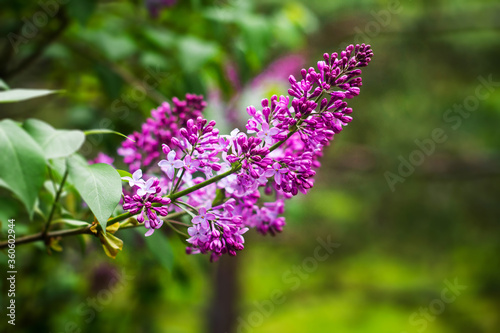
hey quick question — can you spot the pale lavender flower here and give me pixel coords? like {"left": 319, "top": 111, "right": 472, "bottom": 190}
{"left": 257, "top": 123, "right": 280, "bottom": 145}
{"left": 158, "top": 150, "right": 184, "bottom": 179}
{"left": 121, "top": 169, "right": 146, "bottom": 188}
{"left": 137, "top": 177, "right": 157, "bottom": 197}
{"left": 183, "top": 155, "right": 200, "bottom": 173}
{"left": 264, "top": 162, "right": 288, "bottom": 185}
{"left": 192, "top": 207, "right": 216, "bottom": 230}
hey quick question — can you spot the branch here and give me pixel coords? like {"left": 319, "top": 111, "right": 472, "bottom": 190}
{"left": 0, "top": 225, "right": 93, "bottom": 249}
{"left": 0, "top": 210, "right": 186, "bottom": 249}
{"left": 2, "top": 9, "right": 70, "bottom": 80}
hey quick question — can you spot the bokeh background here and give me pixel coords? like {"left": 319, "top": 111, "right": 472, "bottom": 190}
{"left": 1, "top": 0, "right": 500, "bottom": 332}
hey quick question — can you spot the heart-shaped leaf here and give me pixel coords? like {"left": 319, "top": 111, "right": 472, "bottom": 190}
{"left": 23, "top": 119, "right": 85, "bottom": 160}
{"left": 0, "top": 119, "right": 46, "bottom": 217}
{"left": 68, "top": 155, "right": 122, "bottom": 231}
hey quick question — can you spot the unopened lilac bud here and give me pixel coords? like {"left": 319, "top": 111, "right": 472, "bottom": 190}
{"left": 210, "top": 163, "right": 222, "bottom": 171}
{"left": 300, "top": 68, "right": 307, "bottom": 79}
{"left": 170, "top": 137, "right": 180, "bottom": 147}
{"left": 323, "top": 53, "right": 330, "bottom": 64}
{"left": 263, "top": 107, "right": 271, "bottom": 121}
{"left": 162, "top": 144, "right": 170, "bottom": 155}
{"left": 247, "top": 105, "right": 257, "bottom": 116}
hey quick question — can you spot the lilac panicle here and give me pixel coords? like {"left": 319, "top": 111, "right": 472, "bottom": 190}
{"left": 118, "top": 44, "right": 373, "bottom": 259}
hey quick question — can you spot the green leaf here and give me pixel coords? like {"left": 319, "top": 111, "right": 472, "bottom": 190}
{"left": 0, "top": 89, "right": 62, "bottom": 103}
{"left": 48, "top": 158, "right": 67, "bottom": 180}
{"left": 52, "top": 218, "right": 91, "bottom": 227}
{"left": 84, "top": 129, "right": 135, "bottom": 142}
{"left": 67, "top": 155, "right": 122, "bottom": 231}
{"left": 0, "top": 119, "right": 46, "bottom": 218}
{"left": 212, "top": 188, "right": 226, "bottom": 206}
{"left": 0, "top": 197, "right": 19, "bottom": 234}
{"left": 0, "top": 79, "right": 10, "bottom": 91}
{"left": 66, "top": 0, "right": 98, "bottom": 25}
{"left": 23, "top": 119, "right": 85, "bottom": 159}
{"left": 116, "top": 169, "right": 133, "bottom": 179}
{"left": 143, "top": 231, "right": 174, "bottom": 272}
{"left": 177, "top": 37, "right": 220, "bottom": 73}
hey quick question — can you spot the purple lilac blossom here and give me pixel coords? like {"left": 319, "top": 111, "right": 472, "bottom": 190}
{"left": 122, "top": 173, "right": 171, "bottom": 237}
{"left": 89, "top": 152, "right": 114, "bottom": 166}
{"left": 145, "top": 0, "right": 177, "bottom": 18}
{"left": 119, "top": 44, "right": 373, "bottom": 260}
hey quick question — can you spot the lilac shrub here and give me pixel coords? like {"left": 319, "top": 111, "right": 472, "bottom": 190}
{"left": 119, "top": 44, "right": 373, "bottom": 261}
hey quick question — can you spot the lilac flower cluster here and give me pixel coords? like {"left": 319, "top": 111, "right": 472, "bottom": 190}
{"left": 119, "top": 44, "right": 373, "bottom": 260}
{"left": 122, "top": 170, "right": 171, "bottom": 236}
{"left": 118, "top": 94, "right": 206, "bottom": 173}
{"left": 186, "top": 200, "right": 249, "bottom": 261}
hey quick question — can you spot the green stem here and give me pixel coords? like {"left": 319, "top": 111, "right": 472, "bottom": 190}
{"left": 174, "top": 200, "right": 200, "bottom": 214}
{"left": 169, "top": 164, "right": 241, "bottom": 201}
{"left": 42, "top": 162, "right": 69, "bottom": 240}
{"left": 0, "top": 210, "right": 188, "bottom": 249}
{"left": 165, "top": 220, "right": 189, "bottom": 237}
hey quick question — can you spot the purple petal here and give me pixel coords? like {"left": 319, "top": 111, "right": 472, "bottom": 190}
{"left": 144, "top": 177, "right": 155, "bottom": 189}
{"left": 166, "top": 166, "right": 174, "bottom": 179}
{"left": 269, "top": 128, "right": 280, "bottom": 136}
{"left": 188, "top": 226, "right": 197, "bottom": 236}
{"left": 201, "top": 219, "right": 210, "bottom": 230}
{"left": 132, "top": 169, "right": 142, "bottom": 181}
{"left": 275, "top": 172, "right": 282, "bottom": 185}
{"left": 167, "top": 150, "right": 176, "bottom": 161}
{"left": 264, "top": 169, "right": 275, "bottom": 177}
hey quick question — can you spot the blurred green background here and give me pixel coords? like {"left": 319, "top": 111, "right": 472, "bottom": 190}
{"left": 1, "top": 0, "right": 500, "bottom": 332}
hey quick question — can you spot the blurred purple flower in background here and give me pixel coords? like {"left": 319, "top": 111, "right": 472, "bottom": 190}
{"left": 145, "top": 0, "right": 177, "bottom": 18}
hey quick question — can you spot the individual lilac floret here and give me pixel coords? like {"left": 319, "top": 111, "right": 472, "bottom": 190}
{"left": 183, "top": 155, "right": 200, "bottom": 173}
{"left": 158, "top": 150, "right": 184, "bottom": 179}
{"left": 121, "top": 169, "right": 146, "bottom": 188}
{"left": 192, "top": 207, "right": 215, "bottom": 229}
{"left": 264, "top": 162, "right": 288, "bottom": 185}
{"left": 257, "top": 123, "right": 280, "bottom": 145}
{"left": 137, "top": 177, "right": 158, "bottom": 197}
